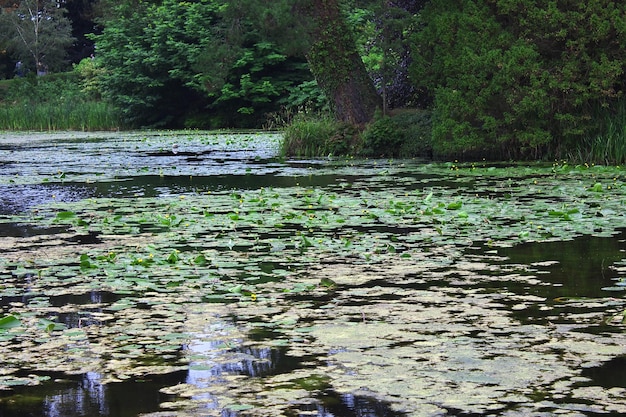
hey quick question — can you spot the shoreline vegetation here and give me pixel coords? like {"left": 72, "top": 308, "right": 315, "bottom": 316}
{"left": 2, "top": 69, "right": 626, "bottom": 165}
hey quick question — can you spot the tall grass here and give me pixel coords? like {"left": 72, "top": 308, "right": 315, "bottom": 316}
{"left": 0, "top": 73, "right": 121, "bottom": 131}
{"left": 0, "top": 100, "right": 120, "bottom": 131}
{"left": 567, "top": 100, "right": 626, "bottom": 165}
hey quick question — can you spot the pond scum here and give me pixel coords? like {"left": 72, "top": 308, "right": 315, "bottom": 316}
{"left": 0, "top": 132, "right": 625, "bottom": 416}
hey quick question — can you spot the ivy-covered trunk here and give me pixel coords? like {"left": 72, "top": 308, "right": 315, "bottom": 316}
{"left": 304, "top": 0, "right": 381, "bottom": 125}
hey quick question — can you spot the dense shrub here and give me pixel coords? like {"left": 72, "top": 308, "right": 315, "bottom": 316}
{"left": 360, "top": 109, "right": 432, "bottom": 157}
{"left": 411, "top": 1, "right": 626, "bottom": 160}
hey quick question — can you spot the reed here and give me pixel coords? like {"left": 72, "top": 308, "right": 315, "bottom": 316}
{"left": 281, "top": 114, "right": 359, "bottom": 157}
{"left": 567, "top": 100, "right": 626, "bottom": 165}
{"left": 0, "top": 100, "right": 120, "bottom": 131}
{"left": 0, "top": 73, "right": 121, "bottom": 131}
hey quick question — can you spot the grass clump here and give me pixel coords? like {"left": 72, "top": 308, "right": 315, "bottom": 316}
{"left": 281, "top": 114, "right": 359, "bottom": 157}
{"left": 281, "top": 109, "right": 432, "bottom": 158}
{"left": 566, "top": 99, "right": 626, "bottom": 165}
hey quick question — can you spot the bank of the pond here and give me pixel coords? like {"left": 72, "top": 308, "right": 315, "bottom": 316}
{"left": 0, "top": 131, "right": 625, "bottom": 416}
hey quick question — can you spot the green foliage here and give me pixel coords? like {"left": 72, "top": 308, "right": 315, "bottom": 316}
{"left": 200, "top": 40, "right": 315, "bottom": 128}
{"left": 3, "top": 73, "right": 80, "bottom": 104}
{"left": 73, "top": 57, "right": 106, "bottom": 100}
{"left": 281, "top": 114, "right": 359, "bottom": 157}
{"left": 411, "top": 0, "right": 626, "bottom": 160}
{"left": 360, "top": 109, "right": 432, "bottom": 157}
{"left": 93, "top": 0, "right": 220, "bottom": 127}
{"left": 94, "top": 0, "right": 317, "bottom": 129}
{"left": 282, "top": 80, "right": 329, "bottom": 114}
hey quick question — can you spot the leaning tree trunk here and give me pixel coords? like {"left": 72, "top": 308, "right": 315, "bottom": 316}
{"left": 303, "top": 0, "right": 381, "bottom": 125}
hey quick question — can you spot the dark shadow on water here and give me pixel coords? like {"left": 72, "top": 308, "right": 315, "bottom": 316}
{"left": 0, "top": 371, "right": 187, "bottom": 417}
{"left": 581, "top": 356, "right": 626, "bottom": 388}
{"left": 493, "top": 230, "right": 626, "bottom": 299}
{"left": 0, "top": 222, "right": 68, "bottom": 237}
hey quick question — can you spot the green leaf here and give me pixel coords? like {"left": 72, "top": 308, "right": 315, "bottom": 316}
{"left": 55, "top": 211, "right": 77, "bottom": 220}
{"left": 320, "top": 277, "right": 337, "bottom": 289}
{"left": 229, "top": 284, "right": 243, "bottom": 294}
{"left": 0, "top": 315, "right": 21, "bottom": 330}
{"left": 194, "top": 254, "right": 209, "bottom": 266}
{"left": 167, "top": 251, "right": 180, "bottom": 264}
{"left": 590, "top": 183, "right": 603, "bottom": 192}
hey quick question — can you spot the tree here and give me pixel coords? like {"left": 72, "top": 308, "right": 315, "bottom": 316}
{"left": 94, "top": 0, "right": 220, "bottom": 126}
{"left": 0, "top": 0, "right": 75, "bottom": 74}
{"left": 349, "top": 0, "right": 428, "bottom": 112}
{"left": 301, "top": 0, "right": 381, "bottom": 124}
{"left": 94, "top": 0, "right": 383, "bottom": 127}
{"left": 63, "top": 0, "right": 100, "bottom": 62}
{"left": 222, "top": 0, "right": 382, "bottom": 125}
{"left": 411, "top": 0, "right": 626, "bottom": 159}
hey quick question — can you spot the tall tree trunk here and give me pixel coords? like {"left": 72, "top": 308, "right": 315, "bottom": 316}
{"left": 303, "top": 0, "right": 381, "bottom": 125}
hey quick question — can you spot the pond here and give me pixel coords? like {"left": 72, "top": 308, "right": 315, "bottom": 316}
{"left": 0, "top": 131, "right": 625, "bottom": 416}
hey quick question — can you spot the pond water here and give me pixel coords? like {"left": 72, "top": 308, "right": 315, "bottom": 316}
{"left": 0, "top": 131, "right": 625, "bottom": 417}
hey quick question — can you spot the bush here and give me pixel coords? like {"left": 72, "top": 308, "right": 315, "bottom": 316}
{"left": 411, "top": 1, "right": 626, "bottom": 160}
{"left": 3, "top": 73, "right": 81, "bottom": 104}
{"left": 360, "top": 109, "right": 432, "bottom": 157}
{"left": 74, "top": 58, "right": 106, "bottom": 100}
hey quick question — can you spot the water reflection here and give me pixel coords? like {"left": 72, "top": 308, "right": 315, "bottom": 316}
{"left": 315, "top": 391, "right": 406, "bottom": 417}
{"left": 0, "top": 371, "right": 186, "bottom": 417}
{"left": 184, "top": 334, "right": 406, "bottom": 417}
{"left": 185, "top": 338, "right": 290, "bottom": 385}
{"left": 497, "top": 230, "right": 626, "bottom": 299}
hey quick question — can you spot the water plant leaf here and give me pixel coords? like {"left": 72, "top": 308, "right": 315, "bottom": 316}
{"left": 320, "top": 277, "right": 337, "bottom": 289}
{"left": 0, "top": 315, "right": 21, "bottom": 330}
{"left": 55, "top": 211, "right": 76, "bottom": 220}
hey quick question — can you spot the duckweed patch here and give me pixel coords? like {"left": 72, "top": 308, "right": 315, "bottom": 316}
{"left": 0, "top": 132, "right": 625, "bottom": 416}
